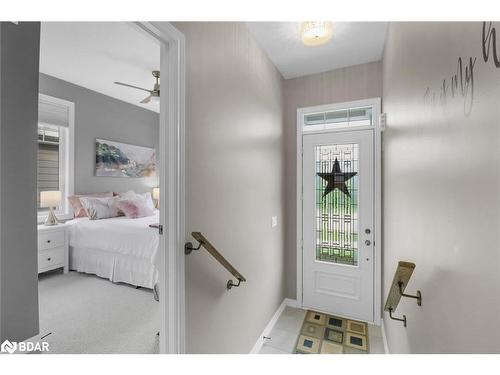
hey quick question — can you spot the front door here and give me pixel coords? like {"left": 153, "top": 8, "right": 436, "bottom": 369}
{"left": 302, "top": 129, "right": 374, "bottom": 322}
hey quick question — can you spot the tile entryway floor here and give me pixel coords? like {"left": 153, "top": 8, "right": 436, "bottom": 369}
{"left": 258, "top": 306, "right": 385, "bottom": 354}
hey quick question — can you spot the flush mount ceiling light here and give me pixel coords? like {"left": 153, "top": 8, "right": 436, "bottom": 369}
{"left": 301, "top": 21, "right": 333, "bottom": 47}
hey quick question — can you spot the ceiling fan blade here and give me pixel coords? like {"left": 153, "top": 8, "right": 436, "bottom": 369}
{"left": 140, "top": 95, "right": 152, "bottom": 104}
{"left": 114, "top": 81, "right": 152, "bottom": 93}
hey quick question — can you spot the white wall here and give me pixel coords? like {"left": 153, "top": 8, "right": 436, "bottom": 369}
{"left": 283, "top": 62, "right": 383, "bottom": 298}
{"left": 174, "top": 22, "right": 285, "bottom": 353}
{"left": 0, "top": 22, "right": 40, "bottom": 341}
{"left": 382, "top": 22, "right": 500, "bottom": 353}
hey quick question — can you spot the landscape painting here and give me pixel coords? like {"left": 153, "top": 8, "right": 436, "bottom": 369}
{"left": 95, "top": 139, "right": 156, "bottom": 178}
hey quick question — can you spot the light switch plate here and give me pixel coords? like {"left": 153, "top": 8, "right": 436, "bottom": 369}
{"left": 271, "top": 216, "right": 278, "bottom": 228}
{"left": 379, "top": 113, "right": 387, "bottom": 130}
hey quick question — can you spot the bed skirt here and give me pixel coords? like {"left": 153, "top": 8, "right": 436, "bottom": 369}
{"left": 69, "top": 246, "right": 158, "bottom": 289}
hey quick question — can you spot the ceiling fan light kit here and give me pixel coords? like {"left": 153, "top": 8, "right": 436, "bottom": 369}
{"left": 114, "top": 70, "right": 160, "bottom": 104}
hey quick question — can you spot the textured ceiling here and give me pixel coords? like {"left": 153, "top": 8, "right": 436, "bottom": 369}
{"left": 247, "top": 22, "right": 388, "bottom": 79}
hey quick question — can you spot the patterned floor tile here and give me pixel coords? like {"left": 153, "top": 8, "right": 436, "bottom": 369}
{"left": 296, "top": 334, "right": 321, "bottom": 354}
{"left": 305, "top": 311, "right": 327, "bottom": 326}
{"left": 295, "top": 310, "right": 369, "bottom": 354}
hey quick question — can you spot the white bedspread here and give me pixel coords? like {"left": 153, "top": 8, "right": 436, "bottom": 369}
{"left": 66, "top": 211, "right": 160, "bottom": 288}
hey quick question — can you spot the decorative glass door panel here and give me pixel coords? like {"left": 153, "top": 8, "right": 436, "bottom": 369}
{"left": 303, "top": 130, "right": 373, "bottom": 322}
{"left": 315, "top": 144, "right": 359, "bottom": 266}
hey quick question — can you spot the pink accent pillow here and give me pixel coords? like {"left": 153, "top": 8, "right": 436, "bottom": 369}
{"left": 68, "top": 192, "right": 113, "bottom": 218}
{"left": 117, "top": 198, "right": 155, "bottom": 219}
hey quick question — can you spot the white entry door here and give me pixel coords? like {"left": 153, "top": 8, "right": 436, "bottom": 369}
{"left": 302, "top": 129, "right": 374, "bottom": 322}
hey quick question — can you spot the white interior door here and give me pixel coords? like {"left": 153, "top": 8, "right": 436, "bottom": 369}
{"left": 302, "top": 129, "right": 374, "bottom": 322}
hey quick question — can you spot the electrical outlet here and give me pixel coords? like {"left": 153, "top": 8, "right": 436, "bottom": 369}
{"left": 271, "top": 216, "right": 278, "bottom": 228}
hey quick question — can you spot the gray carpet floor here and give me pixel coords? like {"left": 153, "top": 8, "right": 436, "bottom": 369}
{"left": 38, "top": 270, "right": 160, "bottom": 354}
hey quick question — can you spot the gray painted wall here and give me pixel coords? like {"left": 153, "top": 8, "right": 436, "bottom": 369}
{"left": 0, "top": 22, "right": 40, "bottom": 341}
{"left": 283, "top": 62, "right": 383, "bottom": 298}
{"left": 174, "top": 22, "right": 285, "bottom": 353}
{"left": 382, "top": 22, "right": 500, "bottom": 353}
{"left": 39, "top": 73, "right": 159, "bottom": 195}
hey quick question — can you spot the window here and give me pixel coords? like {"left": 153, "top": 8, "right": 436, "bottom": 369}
{"left": 303, "top": 106, "right": 373, "bottom": 132}
{"left": 37, "top": 124, "right": 61, "bottom": 210}
{"left": 37, "top": 94, "right": 74, "bottom": 221}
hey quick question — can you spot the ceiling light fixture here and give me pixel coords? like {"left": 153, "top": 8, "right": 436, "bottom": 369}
{"left": 301, "top": 21, "right": 333, "bottom": 47}
{"left": 114, "top": 70, "right": 160, "bottom": 104}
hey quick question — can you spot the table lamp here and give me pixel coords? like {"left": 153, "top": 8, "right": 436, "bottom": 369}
{"left": 152, "top": 187, "right": 160, "bottom": 209}
{"left": 40, "top": 190, "right": 61, "bottom": 226}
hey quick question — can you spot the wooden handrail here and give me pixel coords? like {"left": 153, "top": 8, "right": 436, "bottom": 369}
{"left": 185, "top": 232, "right": 246, "bottom": 290}
{"left": 384, "top": 261, "right": 422, "bottom": 327}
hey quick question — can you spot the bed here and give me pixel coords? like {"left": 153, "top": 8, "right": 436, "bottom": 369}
{"left": 66, "top": 211, "right": 160, "bottom": 289}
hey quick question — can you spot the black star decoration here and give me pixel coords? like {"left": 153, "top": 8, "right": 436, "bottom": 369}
{"left": 317, "top": 158, "right": 357, "bottom": 198}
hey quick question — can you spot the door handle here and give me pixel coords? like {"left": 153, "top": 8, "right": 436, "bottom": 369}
{"left": 365, "top": 240, "right": 371, "bottom": 246}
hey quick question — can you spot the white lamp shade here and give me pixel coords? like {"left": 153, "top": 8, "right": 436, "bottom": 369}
{"left": 40, "top": 191, "right": 61, "bottom": 208}
{"left": 301, "top": 21, "right": 333, "bottom": 47}
{"left": 152, "top": 188, "right": 160, "bottom": 200}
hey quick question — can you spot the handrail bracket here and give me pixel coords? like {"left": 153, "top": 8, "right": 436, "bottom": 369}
{"left": 227, "top": 278, "right": 243, "bottom": 289}
{"left": 185, "top": 241, "right": 202, "bottom": 255}
{"left": 388, "top": 307, "right": 407, "bottom": 327}
{"left": 398, "top": 281, "right": 422, "bottom": 306}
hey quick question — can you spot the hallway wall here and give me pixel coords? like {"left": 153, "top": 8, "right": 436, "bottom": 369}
{"left": 283, "top": 62, "right": 383, "bottom": 298}
{"left": 0, "top": 22, "right": 40, "bottom": 341}
{"left": 382, "top": 22, "right": 500, "bottom": 353}
{"left": 174, "top": 22, "right": 285, "bottom": 353}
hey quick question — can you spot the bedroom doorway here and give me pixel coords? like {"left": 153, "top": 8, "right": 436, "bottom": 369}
{"left": 34, "top": 22, "right": 185, "bottom": 354}
{"left": 135, "top": 22, "right": 186, "bottom": 354}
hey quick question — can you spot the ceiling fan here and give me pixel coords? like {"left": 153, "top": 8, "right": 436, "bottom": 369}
{"left": 114, "top": 70, "right": 160, "bottom": 104}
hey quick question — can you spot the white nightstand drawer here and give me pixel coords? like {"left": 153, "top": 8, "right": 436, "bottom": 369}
{"left": 38, "top": 230, "right": 65, "bottom": 250}
{"left": 38, "top": 247, "right": 65, "bottom": 271}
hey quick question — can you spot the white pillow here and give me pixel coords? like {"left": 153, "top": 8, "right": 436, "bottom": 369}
{"left": 80, "top": 196, "right": 121, "bottom": 220}
{"left": 135, "top": 192, "right": 155, "bottom": 211}
{"left": 118, "top": 190, "right": 137, "bottom": 199}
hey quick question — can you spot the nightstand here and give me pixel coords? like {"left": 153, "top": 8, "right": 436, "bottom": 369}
{"left": 37, "top": 223, "right": 69, "bottom": 274}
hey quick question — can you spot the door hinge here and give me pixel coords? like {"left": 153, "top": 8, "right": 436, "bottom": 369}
{"left": 158, "top": 225, "right": 164, "bottom": 235}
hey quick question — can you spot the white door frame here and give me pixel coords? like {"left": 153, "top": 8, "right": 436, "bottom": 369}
{"left": 296, "top": 98, "right": 382, "bottom": 325}
{"left": 133, "top": 22, "right": 186, "bottom": 353}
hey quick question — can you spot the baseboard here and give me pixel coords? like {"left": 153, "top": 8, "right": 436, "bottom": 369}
{"left": 249, "top": 298, "right": 298, "bottom": 354}
{"left": 283, "top": 297, "right": 299, "bottom": 308}
{"left": 381, "top": 318, "right": 390, "bottom": 354}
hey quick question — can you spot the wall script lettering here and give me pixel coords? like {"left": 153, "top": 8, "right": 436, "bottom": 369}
{"left": 424, "top": 22, "right": 499, "bottom": 116}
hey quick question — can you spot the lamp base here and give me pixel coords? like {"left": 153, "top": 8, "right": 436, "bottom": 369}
{"left": 44, "top": 207, "right": 59, "bottom": 226}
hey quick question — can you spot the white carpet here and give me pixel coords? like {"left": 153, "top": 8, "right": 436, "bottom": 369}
{"left": 38, "top": 270, "right": 160, "bottom": 354}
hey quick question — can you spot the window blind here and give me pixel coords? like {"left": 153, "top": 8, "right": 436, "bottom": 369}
{"left": 38, "top": 99, "right": 69, "bottom": 127}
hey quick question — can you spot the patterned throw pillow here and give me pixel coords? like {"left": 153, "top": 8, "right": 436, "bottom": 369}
{"left": 79, "top": 196, "right": 121, "bottom": 220}
{"left": 117, "top": 197, "right": 155, "bottom": 219}
{"left": 115, "top": 191, "right": 155, "bottom": 211}
{"left": 68, "top": 192, "right": 114, "bottom": 218}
